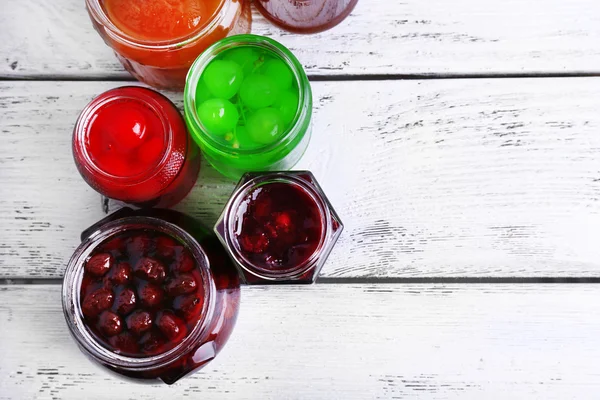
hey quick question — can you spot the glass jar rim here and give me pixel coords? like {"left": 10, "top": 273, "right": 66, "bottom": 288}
{"left": 222, "top": 173, "right": 332, "bottom": 280}
{"left": 183, "top": 34, "right": 313, "bottom": 157}
{"left": 62, "top": 216, "right": 216, "bottom": 371}
{"left": 73, "top": 86, "right": 178, "bottom": 186}
{"left": 85, "top": 0, "right": 230, "bottom": 50}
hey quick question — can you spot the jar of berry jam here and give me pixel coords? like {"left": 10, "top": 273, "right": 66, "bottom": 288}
{"left": 73, "top": 86, "right": 201, "bottom": 208}
{"left": 62, "top": 208, "right": 240, "bottom": 384}
{"left": 215, "top": 171, "right": 343, "bottom": 284}
{"left": 254, "top": 0, "right": 358, "bottom": 33}
{"left": 184, "top": 35, "right": 313, "bottom": 180}
{"left": 85, "top": 0, "right": 252, "bottom": 89}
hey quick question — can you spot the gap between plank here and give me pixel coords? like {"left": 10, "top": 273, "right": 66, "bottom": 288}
{"left": 3, "top": 277, "right": 600, "bottom": 285}
{"left": 1, "top": 72, "right": 600, "bottom": 83}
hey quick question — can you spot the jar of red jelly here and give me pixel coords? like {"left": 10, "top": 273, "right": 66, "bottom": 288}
{"left": 73, "top": 86, "right": 201, "bottom": 208}
{"left": 62, "top": 208, "right": 240, "bottom": 384}
{"left": 85, "top": 0, "right": 252, "bottom": 89}
{"left": 254, "top": 0, "right": 358, "bottom": 33}
{"left": 215, "top": 171, "right": 343, "bottom": 284}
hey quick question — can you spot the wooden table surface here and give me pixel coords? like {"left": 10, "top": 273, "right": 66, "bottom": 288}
{"left": 1, "top": 0, "right": 600, "bottom": 398}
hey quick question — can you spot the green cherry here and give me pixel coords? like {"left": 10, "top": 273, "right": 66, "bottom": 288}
{"left": 197, "top": 98, "right": 239, "bottom": 135}
{"left": 246, "top": 108, "right": 286, "bottom": 144}
{"left": 202, "top": 60, "right": 243, "bottom": 99}
{"left": 274, "top": 89, "right": 299, "bottom": 126}
{"left": 262, "top": 59, "right": 293, "bottom": 90}
{"left": 239, "top": 74, "right": 280, "bottom": 109}
{"left": 224, "top": 47, "right": 260, "bottom": 76}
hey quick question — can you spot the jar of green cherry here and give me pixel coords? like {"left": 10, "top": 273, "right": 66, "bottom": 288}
{"left": 183, "top": 34, "right": 313, "bottom": 179}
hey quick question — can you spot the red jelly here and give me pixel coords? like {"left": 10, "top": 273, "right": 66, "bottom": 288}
{"left": 216, "top": 171, "right": 343, "bottom": 284}
{"left": 63, "top": 209, "right": 240, "bottom": 384}
{"left": 73, "top": 86, "right": 201, "bottom": 208}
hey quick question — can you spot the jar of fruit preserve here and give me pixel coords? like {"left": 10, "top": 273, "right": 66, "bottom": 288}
{"left": 184, "top": 35, "right": 313, "bottom": 180}
{"left": 73, "top": 86, "right": 201, "bottom": 208}
{"left": 62, "top": 208, "right": 240, "bottom": 384}
{"left": 215, "top": 171, "right": 343, "bottom": 284}
{"left": 254, "top": 0, "right": 358, "bottom": 33}
{"left": 85, "top": 0, "right": 252, "bottom": 89}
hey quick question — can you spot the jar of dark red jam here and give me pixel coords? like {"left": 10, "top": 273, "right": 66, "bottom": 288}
{"left": 73, "top": 86, "right": 201, "bottom": 208}
{"left": 62, "top": 208, "right": 240, "bottom": 384}
{"left": 215, "top": 171, "right": 343, "bottom": 284}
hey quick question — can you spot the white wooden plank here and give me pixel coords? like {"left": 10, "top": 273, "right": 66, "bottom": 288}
{"left": 1, "top": 284, "right": 600, "bottom": 399}
{"left": 1, "top": 0, "right": 600, "bottom": 78}
{"left": 1, "top": 79, "right": 600, "bottom": 279}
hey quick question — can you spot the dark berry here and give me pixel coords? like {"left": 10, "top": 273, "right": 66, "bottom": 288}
{"left": 273, "top": 212, "right": 293, "bottom": 233}
{"left": 156, "top": 236, "right": 178, "bottom": 258}
{"left": 128, "top": 234, "right": 154, "bottom": 255}
{"left": 109, "top": 332, "right": 139, "bottom": 354}
{"left": 171, "top": 251, "right": 195, "bottom": 273}
{"left": 126, "top": 310, "right": 153, "bottom": 336}
{"left": 101, "top": 237, "right": 124, "bottom": 253}
{"left": 156, "top": 311, "right": 187, "bottom": 342}
{"left": 173, "top": 294, "right": 203, "bottom": 321}
{"left": 115, "top": 288, "right": 137, "bottom": 315}
{"left": 239, "top": 232, "right": 269, "bottom": 253}
{"left": 138, "top": 283, "right": 164, "bottom": 308}
{"left": 85, "top": 253, "right": 113, "bottom": 277}
{"left": 82, "top": 288, "right": 114, "bottom": 318}
{"left": 98, "top": 311, "right": 123, "bottom": 337}
{"left": 139, "top": 331, "right": 166, "bottom": 355}
{"left": 108, "top": 262, "right": 132, "bottom": 285}
{"left": 135, "top": 257, "right": 166, "bottom": 283}
{"left": 165, "top": 274, "right": 197, "bottom": 296}
{"left": 253, "top": 195, "right": 272, "bottom": 218}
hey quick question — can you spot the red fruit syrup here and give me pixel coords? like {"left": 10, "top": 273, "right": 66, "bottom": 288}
{"left": 216, "top": 171, "right": 344, "bottom": 284}
{"left": 64, "top": 209, "right": 240, "bottom": 384}
{"left": 73, "top": 86, "right": 201, "bottom": 208}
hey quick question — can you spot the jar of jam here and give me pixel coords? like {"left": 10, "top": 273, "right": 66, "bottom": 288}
{"left": 184, "top": 35, "right": 313, "bottom": 180}
{"left": 215, "top": 171, "right": 343, "bottom": 284}
{"left": 85, "top": 0, "right": 252, "bottom": 90}
{"left": 73, "top": 86, "right": 201, "bottom": 208}
{"left": 62, "top": 208, "right": 240, "bottom": 384}
{"left": 254, "top": 0, "right": 358, "bottom": 33}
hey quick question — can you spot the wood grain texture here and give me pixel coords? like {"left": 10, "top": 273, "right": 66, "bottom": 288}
{"left": 1, "top": 0, "right": 600, "bottom": 78}
{"left": 2, "top": 284, "right": 600, "bottom": 399}
{"left": 1, "top": 79, "right": 600, "bottom": 279}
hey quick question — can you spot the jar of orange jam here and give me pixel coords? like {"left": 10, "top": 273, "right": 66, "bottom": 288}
{"left": 85, "top": 0, "right": 251, "bottom": 90}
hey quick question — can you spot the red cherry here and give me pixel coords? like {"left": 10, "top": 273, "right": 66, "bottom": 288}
{"left": 274, "top": 212, "right": 293, "bottom": 232}
{"left": 171, "top": 251, "right": 195, "bottom": 274}
{"left": 156, "top": 311, "right": 187, "bottom": 342}
{"left": 98, "top": 311, "right": 123, "bottom": 337}
{"left": 109, "top": 332, "right": 139, "bottom": 354}
{"left": 109, "top": 106, "right": 148, "bottom": 152}
{"left": 85, "top": 253, "right": 113, "bottom": 277}
{"left": 126, "top": 310, "right": 153, "bottom": 336}
{"left": 139, "top": 331, "right": 166, "bottom": 355}
{"left": 173, "top": 294, "right": 203, "bottom": 321}
{"left": 106, "top": 262, "right": 132, "bottom": 286}
{"left": 165, "top": 274, "right": 197, "bottom": 296}
{"left": 101, "top": 237, "right": 124, "bottom": 253}
{"left": 156, "top": 236, "right": 178, "bottom": 258}
{"left": 127, "top": 234, "right": 155, "bottom": 255}
{"left": 138, "top": 283, "right": 164, "bottom": 308}
{"left": 239, "top": 232, "right": 269, "bottom": 253}
{"left": 115, "top": 288, "right": 137, "bottom": 315}
{"left": 253, "top": 195, "right": 272, "bottom": 218}
{"left": 82, "top": 288, "right": 114, "bottom": 318}
{"left": 137, "top": 136, "right": 165, "bottom": 169}
{"left": 134, "top": 257, "right": 166, "bottom": 283}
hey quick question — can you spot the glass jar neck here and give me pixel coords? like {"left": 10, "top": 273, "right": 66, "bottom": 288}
{"left": 183, "top": 34, "right": 313, "bottom": 157}
{"left": 73, "top": 86, "right": 175, "bottom": 187}
{"left": 62, "top": 216, "right": 216, "bottom": 372}
{"left": 223, "top": 173, "right": 332, "bottom": 281}
{"left": 85, "top": 0, "right": 231, "bottom": 50}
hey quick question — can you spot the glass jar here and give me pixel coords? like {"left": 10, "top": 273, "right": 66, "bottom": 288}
{"left": 73, "top": 86, "right": 201, "bottom": 208}
{"left": 253, "top": 0, "right": 358, "bottom": 33}
{"left": 184, "top": 35, "right": 313, "bottom": 180}
{"left": 62, "top": 208, "right": 240, "bottom": 384}
{"left": 85, "top": 0, "right": 252, "bottom": 90}
{"left": 215, "top": 171, "right": 343, "bottom": 284}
